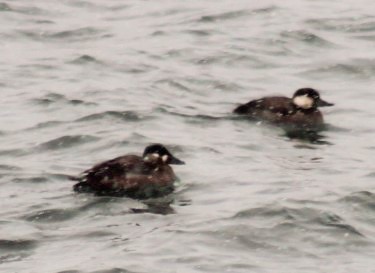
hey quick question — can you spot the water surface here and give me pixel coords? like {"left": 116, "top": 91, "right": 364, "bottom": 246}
{"left": 1, "top": 1, "right": 375, "bottom": 272}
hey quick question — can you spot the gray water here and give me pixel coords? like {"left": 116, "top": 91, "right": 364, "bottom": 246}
{"left": 1, "top": 1, "right": 375, "bottom": 272}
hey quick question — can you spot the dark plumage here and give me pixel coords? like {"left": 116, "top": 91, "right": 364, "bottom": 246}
{"left": 233, "top": 88, "right": 334, "bottom": 130}
{"left": 72, "top": 144, "right": 185, "bottom": 199}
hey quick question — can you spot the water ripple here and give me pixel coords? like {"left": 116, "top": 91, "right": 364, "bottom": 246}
{"left": 280, "top": 30, "right": 336, "bottom": 47}
{"left": 232, "top": 204, "right": 364, "bottom": 237}
{"left": 339, "top": 191, "right": 375, "bottom": 211}
{"left": 69, "top": 55, "right": 104, "bottom": 65}
{"left": 0, "top": 239, "right": 37, "bottom": 251}
{"left": 24, "top": 208, "right": 79, "bottom": 223}
{"left": 75, "top": 111, "right": 144, "bottom": 122}
{"left": 27, "top": 121, "right": 66, "bottom": 131}
{"left": 0, "top": 164, "right": 21, "bottom": 171}
{"left": 198, "top": 10, "right": 251, "bottom": 23}
{"left": 32, "top": 93, "right": 94, "bottom": 107}
{"left": 0, "top": 2, "right": 46, "bottom": 15}
{"left": 0, "top": 148, "right": 28, "bottom": 157}
{"left": 0, "top": 3, "right": 11, "bottom": 12}
{"left": 90, "top": 268, "right": 140, "bottom": 273}
{"left": 307, "top": 16, "right": 375, "bottom": 33}
{"left": 18, "top": 27, "right": 109, "bottom": 42}
{"left": 12, "top": 176, "right": 48, "bottom": 184}
{"left": 299, "top": 58, "right": 375, "bottom": 79}
{"left": 48, "top": 27, "right": 105, "bottom": 40}
{"left": 196, "top": 6, "right": 279, "bottom": 23}
{"left": 37, "top": 135, "right": 99, "bottom": 151}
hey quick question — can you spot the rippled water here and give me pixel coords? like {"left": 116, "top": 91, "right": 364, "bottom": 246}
{"left": 1, "top": 1, "right": 375, "bottom": 272}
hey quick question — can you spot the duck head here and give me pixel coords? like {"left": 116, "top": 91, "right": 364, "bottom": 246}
{"left": 292, "top": 88, "right": 334, "bottom": 110}
{"left": 143, "top": 144, "right": 185, "bottom": 165}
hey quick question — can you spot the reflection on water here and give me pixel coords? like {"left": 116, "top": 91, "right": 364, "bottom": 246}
{"left": 284, "top": 129, "right": 332, "bottom": 145}
{"left": 131, "top": 201, "right": 176, "bottom": 215}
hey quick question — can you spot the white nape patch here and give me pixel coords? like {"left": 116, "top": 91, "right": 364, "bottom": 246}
{"left": 162, "top": 155, "right": 168, "bottom": 162}
{"left": 293, "top": 95, "right": 314, "bottom": 109}
{"left": 152, "top": 153, "right": 160, "bottom": 158}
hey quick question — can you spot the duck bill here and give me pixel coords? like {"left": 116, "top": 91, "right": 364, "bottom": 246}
{"left": 169, "top": 156, "right": 185, "bottom": 165}
{"left": 317, "top": 99, "right": 334, "bottom": 107}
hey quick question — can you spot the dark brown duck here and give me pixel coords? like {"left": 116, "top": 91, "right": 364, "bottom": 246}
{"left": 233, "top": 88, "right": 334, "bottom": 130}
{"left": 72, "top": 144, "right": 185, "bottom": 199}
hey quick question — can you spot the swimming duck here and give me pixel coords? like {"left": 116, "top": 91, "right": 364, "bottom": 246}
{"left": 233, "top": 88, "right": 334, "bottom": 130}
{"left": 72, "top": 144, "right": 185, "bottom": 199}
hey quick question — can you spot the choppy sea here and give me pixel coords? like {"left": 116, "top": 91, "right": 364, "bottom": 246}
{"left": 1, "top": 1, "right": 375, "bottom": 272}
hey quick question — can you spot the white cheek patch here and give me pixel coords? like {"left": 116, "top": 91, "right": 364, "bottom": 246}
{"left": 293, "top": 96, "right": 314, "bottom": 109}
{"left": 152, "top": 153, "right": 160, "bottom": 158}
{"left": 162, "top": 155, "right": 169, "bottom": 162}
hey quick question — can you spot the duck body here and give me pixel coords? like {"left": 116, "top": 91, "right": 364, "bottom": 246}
{"left": 233, "top": 88, "right": 333, "bottom": 131}
{"left": 73, "top": 144, "right": 184, "bottom": 199}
